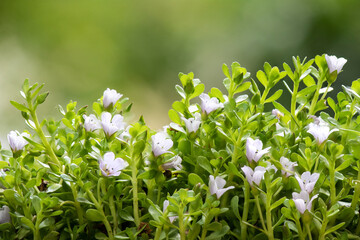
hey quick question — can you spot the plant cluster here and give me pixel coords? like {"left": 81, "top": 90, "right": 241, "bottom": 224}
{"left": 0, "top": 54, "right": 360, "bottom": 240}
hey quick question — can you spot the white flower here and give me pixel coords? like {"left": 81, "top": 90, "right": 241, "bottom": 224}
{"left": 151, "top": 132, "right": 173, "bottom": 157}
{"left": 280, "top": 157, "right": 297, "bottom": 177}
{"left": 163, "top": 200, "right": 177, "bottom": 223}
{"left": 162, "top": 155, "right": 182, "bottom": 170}
{"left": 0, "top": 206, "right": 10, "bottom": 224}
{"left": 99, "top": 152, "right": 128, "bottom": 177}
{"left": 293, "top": 190, "right": 318, "bottom": 214}
{"left": 83, "top": 114, "right": 101, "bottom": 132}
{"left": 209, "top": 175, "right": 235, "bottom": 199}
{"left": 325, "top": 54, "right": 347, "bottom": 74}
{"left": 103, "top": 88, "right": 123, "bottom": 109}
{"left": 295, "top": 171, "right": 320, "bottom": 194}
{"left": 101, "top": 112, "right": 126, "bottom": 138}
{"left": 182, "top": 113, "right": 201, "bottom": 133}
{"left": 246, "top": 138, "right": 271, "bottom": 163}
{"left": 307, "top": 119, "right": 337, "bottom": 144}
{"left": 199, "top": 93, "right": 224, "bottom": 114}
{"left": 264, "top": 161, "right": 277, "bottom": 172}
{"left": 7, "top": 131, "right": 30, "bottom": 153}
{"left": 241, "top": 166, "right": 266, "bottom": 187}
{"left": 272, "top": 109, "right": 284, "bottom": 120}
{"left": 118, "top": 126, "right": 131, "bottom": 142}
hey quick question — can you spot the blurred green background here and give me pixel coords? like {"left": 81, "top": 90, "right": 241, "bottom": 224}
{"left": 0, "top": 0, "right": 359, "bottom": 143}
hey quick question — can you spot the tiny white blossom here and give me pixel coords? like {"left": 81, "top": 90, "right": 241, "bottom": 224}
{"left": 7, "top": 131, "right": 30, "bottom": 153}
{"left": 325, "top": 54, "right": 347, "bottom": 74}
{"left": 295, "top": 171, "right": 320, "bottom": 194}
{"left": 83, "top": 114, "right": 101, "bottom": 132}
{"left": 162, "top": 155, "right": 182, "bottom": 170}
{"left": 272, "top": 109, "right": 284, "bottom": 120}
{"left": 163, "top": 200, "right": 177, "bottom": 223}
{"left": 99, "top": 152, "right": 128, "bottom": 177}
{"left": 246, "top": 138, "right": 271, "bottom": 163}
{"left": 307, "top": 119, "right": 337, "bottom": 144}
{"left": 152, "top": 132, "right": 173, "bottom": 157}
{"left": 209, "top": 175, "right": 235, "bottom": 199}
{"left": 280, "top": 157, "right": 297, "bottom": 177}
{"left": 103, "top": 88, "right": 123, "bottom": 109}
{"left": 241, "top": 166, "right": 266, "bottom": 187}
{"left": 199, "top": 93, "right": 224, "bottom": 114}
{"left": 264, "top": 161, "right": 277, "bottom": 172}
{"left": 101, "top": 112, "right": 126, "bottom": 138}
{"left": 182, "top": 113, "right": 201, "bottom": 133}
{"left": 292, "top": 190, "right": 318, "bottom": 214}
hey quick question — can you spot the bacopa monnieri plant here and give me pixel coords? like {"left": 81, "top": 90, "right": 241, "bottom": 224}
{"left": 0, "top": 54, "right": 360, "bottom": 240}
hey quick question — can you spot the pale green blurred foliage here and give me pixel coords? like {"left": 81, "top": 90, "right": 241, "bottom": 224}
{"left": 0, "top": 0, "right": 359, "bottom": 141}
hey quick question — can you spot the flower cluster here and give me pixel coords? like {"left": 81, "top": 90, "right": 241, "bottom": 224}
{"left": 3, "top": 54, "right": 358, "bottom": 240}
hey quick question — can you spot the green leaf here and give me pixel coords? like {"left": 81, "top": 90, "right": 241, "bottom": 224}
{"left": 222, "top": 63, "right": 231, "bottom": 79}
{"left": 188, "top": 173, "right": 204, "bottom": 186}
{"left": 270, "top": 197, "right": 286, "bottom": 211}
{"left": 168, "top": 109, "right": 181, "bottom": 124}
{"left": 303, "top": 75, "right": 316, "bottom": 87}
{"left": 206, "top": 222, "right": 222, "bottom": 231}
{"left": 223, "top": 78, "right": 231, "bottom": 91}
{"left": 31, "top": 196, "right": 42, "bottom": 213}
{"left": 234, "top": 82, "right": 251, "bottom": 94}
{"left": 297, "top": 85, "right": 317, "bottom": 97}
{"left": 264, "top": 89, "right": 283, "bottom": 103}
{"left": 191, "top": 83, "right": 205, "bottom": 99}
{"left": 283, "top": 63, "right": 294, "bottom": 80}
{"left": 133, "top": 140, "right": 145, "bottom": 156}
{"left": 336, "top": 156, "right": 354, "bottom": 172}
{"left": 172, "top": 101, "right": 186, "bottom": 114}
{"left": 231, "top": 196, "right": 241, "bottom": 221}
{"left": 119, "top": 210, "right": 134, "bottom": 222}
{"left": 46, "top": 183, "right": 62, "bottom": 193}
{"left": 206, "top": 225, "right": 230, "bottom": 240}
{"left": 36, "top": 92, "right": 49, "bottom": 105}
{"left": 22, "top": 79, "right": 30, "bottom": 94}
{"left": 10, "top": 101, "right": 29, "bottom": 112}
{"left": 21, "top": 217, "right": 35, "bottom": 230}
{"left": 327, "top": 97, "right": 336, "bottom": 113}
{"left": 175, "top": 85, "right": 186, "bottom": 99}
{"left": 85, "top": 209, "right": 104, "bottom": 222}
{"left": 273, "top": 101, "right": 291, "bottom": 117}
{"left": 197, "top": 156, "right": 213, "bottom": 174}
{"left": 210, "top": 88, "right": 225, "bottom": 102}
{"left": 256, "top": 70, "right": 268, "bottom": 87}
{"left": 324, "top": 222, "right": 345, "bottom": 236}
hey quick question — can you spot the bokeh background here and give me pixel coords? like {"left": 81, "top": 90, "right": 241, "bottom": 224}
{"left": 0, "top": 0, "right": 359, "bottom": 144}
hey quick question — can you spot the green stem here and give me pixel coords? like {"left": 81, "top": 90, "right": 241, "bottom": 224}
{"left": 265, "top": 185, "right": 274, "bottom": 240}
{"left": 178, "top": 205, "right": 186, "bottom": 240}
{"left": 200, "top": 227, "right": 207, "bottom": 240}
{"left": 260, "top": 87, "right": 270, "bottom": 104}
{"left": 254, "top": 195, "right": 267, "bottom": 233}
{"left": 351, "top": 162, "right": 360, "bottom": 210}
{"left": 308, "top": 75, "right": 325, "bottom": 115}
{"left": 28, "top": 101, "right": 61, "bottom": 167}
{"left": 154, "top": 226, "right": 163, "bottom": 240}
{"left": 131, "top": 156, "right": 140, "bottom": 228}
{"left": 109, "top": 194, "right": 118, "bottom": 234}
{"left": 86, "top": 189, "right": 114, "bottom": 240}
{"left": 319, "top": 83, "right": 331, "bottom": 102}
{"left": 306, "top": 223, "right": 312, "bottom": 240}
{"left": 295, "top": 218, "right": 305, "bottom": 240}
{"left": 290, "top": 80, "right": 299, "bottom": 131}
{"left": 329, "top": 161, "right": 336, "bottom": 206}
{"left": 240, "top": 181, "right": 250, "bottom": 240}
{"left": 318, "top": 217, "right": 328, "bottom": 240}
{"left": 34, "top": 212, "right": 43, "bottom": 240}
{"left": 70, "top": 182, "right": 84, "bottom": 225}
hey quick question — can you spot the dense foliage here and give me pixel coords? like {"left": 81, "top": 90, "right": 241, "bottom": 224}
{"left": 0, "top": 54, "right": 360, "bottom": 239}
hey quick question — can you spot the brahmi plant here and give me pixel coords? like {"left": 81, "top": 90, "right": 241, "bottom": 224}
{"left": 0, "top": 54, "right": 360, "bottom": 240}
